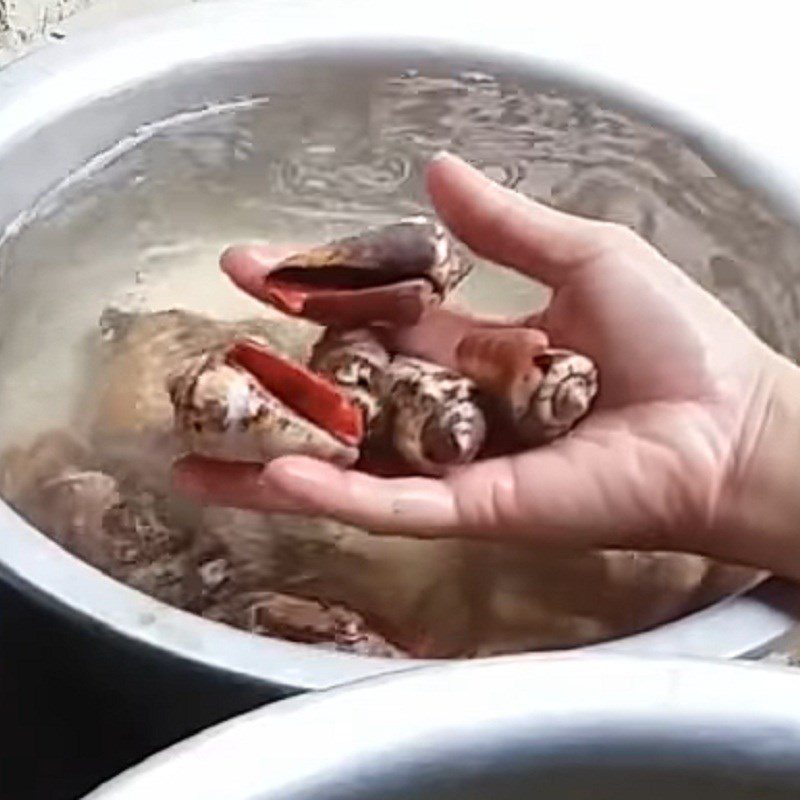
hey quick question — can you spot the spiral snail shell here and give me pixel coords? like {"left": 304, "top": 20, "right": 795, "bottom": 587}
{"left": 382, "top": 356, "right": 487, "bottom": 476}
{"left": 518, "top": 349, "right": 599, "bottom": 444}
{"left": 168, "top": 339, "right": 363, "bottom": 467}
{"left": 308, "top": 327, "right": 390, "bottom": 429}
{"left": 456, "top": 328, "right": 598, "bottom": 445}
{"left": 455, "top": 327, "right": 550, "bottom": 419}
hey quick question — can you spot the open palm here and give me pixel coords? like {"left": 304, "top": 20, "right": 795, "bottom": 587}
{"left": 175, "top": 154, "right": 783, "bottom": 562}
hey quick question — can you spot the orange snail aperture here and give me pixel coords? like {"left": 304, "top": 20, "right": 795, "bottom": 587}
{"left": 455, "top": 327, "right": 551, "bottom": 419}
{"left": 255, "top": 217, "right": 472, "bottom": 327}
{"left": 168, "top": 339, "right": 363, "bottom": 467}
{"left": 309, "top": 329, "right": 487, "bottom": 476}
{"left": 227, "top": 340, "right": 363, "bottom": 446}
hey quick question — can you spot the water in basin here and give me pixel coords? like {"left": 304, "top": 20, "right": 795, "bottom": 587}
{"left": 0, "top": 66, "right": 797, "bottom": 657}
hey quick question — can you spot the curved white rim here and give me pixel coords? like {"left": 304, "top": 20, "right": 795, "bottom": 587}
{"left": 0, "top": 0, "right": 798, "bottom": 690}
{"left": 85, "top": 654, "right": 800, "bottom": 798}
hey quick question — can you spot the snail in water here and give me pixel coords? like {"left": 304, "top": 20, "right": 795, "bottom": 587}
{"left": 456, "top": 328, "right": 599, "bottom": 445}
{"left": 246, "top": 216, "right": 473, "bottom": 327}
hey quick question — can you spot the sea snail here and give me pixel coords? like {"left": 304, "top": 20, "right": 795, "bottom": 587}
{"left": 168, "top": 338, "right": 364, "bottom": 467}
{"left": 456, "top": 328, "right": 599, "bottom": 445}
{"left": 309, "top": 328, "right": 488, "bottom": 476}
{"left": 251, "top": 216, "right": 473, "bottom": 327}
{"left": 381, "top": 355, "right": 487, "bottom": 477}
{"left": 308, "top": 327, "right": 390, "bottom": 429}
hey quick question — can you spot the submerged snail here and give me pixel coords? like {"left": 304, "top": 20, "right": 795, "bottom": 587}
{"left": 168, "top": 338, "right": 363, "bottom": 467}
{"left": 251, "top": 216, "right": 473, "bottom": 327}
{"left": 456, "top": 328, "right": 599, "bottom": 445}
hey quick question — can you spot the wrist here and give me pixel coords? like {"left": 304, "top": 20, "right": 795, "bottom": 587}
{"left": 720, "top": 353, "right": 800, "bottom": 578}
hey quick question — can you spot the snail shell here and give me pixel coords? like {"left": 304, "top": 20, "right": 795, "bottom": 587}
{"left": 517, "top": 349, "right": 599, "bottom": 444}
{"left": 168, "top": 341, "right": 362, "bottom": 467}
{"left": 258, "top": 216, "right": 473, "bottom": 327}
{"left": 215, "top": 590, "right": 406, "bottom": 657}
{"left": 456, "top": 328, "right": 598, "bottom": 446}
{"left": 382, "top": 356, "right": 487, "bottom": 476}
{"left": 308, "top": 327, "right": 390, "bottom": 429}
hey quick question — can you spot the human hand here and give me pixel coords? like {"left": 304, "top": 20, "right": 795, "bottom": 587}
{"left": 174, "top": 153, "right": 800, "bottom": 575}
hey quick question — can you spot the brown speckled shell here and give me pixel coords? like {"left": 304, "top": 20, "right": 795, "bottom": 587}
{"left": 91, "top": 307, "right": 310, "bottom": 482}
{"left": 455, "top": 328, "right": 598, "bottom": 445}
{"left": 274, "top": 216, "right": 473, "bottom": 298}
{"left": 382, "top": 356, "right": 486, "bottom": 476}
{"left": 168, "top": 350, "right": 360, "bottom": 467}
{"left": 308, "top": 327, "right": 390, "bottom": 428}
{"left": 205, "top": 590, "right": 406, "bottom": 657}
{"left": 518, "top": 349, "right": 599, "bottom": 444}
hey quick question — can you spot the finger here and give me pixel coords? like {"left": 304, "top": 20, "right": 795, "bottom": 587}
{"left": 265, "top": 424, "right": 663, "bottom": 550}
{"left": 176, "top": 454, "right": 462, "bottom": 533}
{"left": 172, "top": 454, "right": 460, "bottom": 532}
{"left": 265, "top": 456, "right": 460, "bottom": 533}
{"left": 379, "top": 306, "right": 548, "bottom": 370}
{"left": 172, "top": 456, "right": 306, "bottom": 514}
{"left": 220, "top": 243, "right": 300, "bottom": 300}
{"left": 174, "top": 425, "right": 671, "bottom": 553}
{"left": 426, "top": 152, "right": 605, "bottom": 287}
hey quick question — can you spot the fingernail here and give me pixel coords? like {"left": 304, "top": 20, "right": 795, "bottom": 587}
{"left": 430, "top": 149, "right": 453, "bottom": 163}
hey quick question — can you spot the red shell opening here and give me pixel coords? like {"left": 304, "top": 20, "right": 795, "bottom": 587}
{"left": 227, "top": 340, "right": 364, "bottom": 447}
{"left": 259, "top": 278, "right": 434, "bottom": 327}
